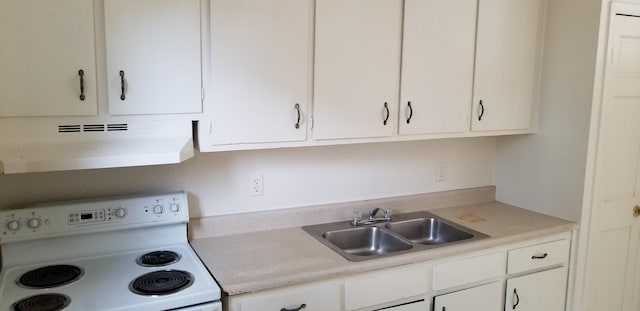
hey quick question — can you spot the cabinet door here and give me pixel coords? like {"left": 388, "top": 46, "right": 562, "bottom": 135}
{"left": 0, "top": 0, "right": 97, "bottom": 117}
{"left": 433, "top": 282, "right": 502, "bottom": 311}
{"left": 505, "top": 267, "right": 568, "bottom": 311}
{"left": 313, "top": 0, "right": 402, "bottom": 140}
{"left": 208, "top": 0, "right": 311, "bottom": 144}
{"left": 399, "top": 0, "right": 476, "bottom": 135}
{"left": 471, "top": 0, "right": 544, "bottom": 131}
{"left": 104, "top": 0, "right": 202, "bottom": 115}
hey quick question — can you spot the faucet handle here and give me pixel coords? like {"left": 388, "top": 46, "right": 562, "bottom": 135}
{"left": 383, "top": 209, "right": 391, "bottom": 218}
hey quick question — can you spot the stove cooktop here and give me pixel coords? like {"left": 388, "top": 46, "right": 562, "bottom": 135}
{"left": 0, "top": 244, "right": 220, "bottom": 311}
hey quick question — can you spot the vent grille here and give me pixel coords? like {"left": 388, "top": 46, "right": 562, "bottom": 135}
{"left": 83, "top": 124, "right": 105, "bottom": 132}
{"left": 107, "top": 123, "right": 128, "bottom": 131}
{"left": 58, "top": 125, "right": 81, "bottom": 133}
{"left": 58, "top": 123, "right": 129, "bottom": 133}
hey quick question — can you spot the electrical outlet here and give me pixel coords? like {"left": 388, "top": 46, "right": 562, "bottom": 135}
{"left": 436, "top": 162, "right": 447, "bottom": 182}
{"left": 250, "top": 175, "right": 264, "bottom": 196}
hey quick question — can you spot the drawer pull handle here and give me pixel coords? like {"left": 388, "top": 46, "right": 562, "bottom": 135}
{"left": 531, "top": 253, "right": 548, "bottom": 259}
{"left": 383, "top": 102, "right": 390, "bottom": 125}
{"left": 406, "top": 101, "right": 413, "bottom": 124}
{"left": 478, "top": 100, "right": 485, "bottom": 121}
{"left": 281, "top": 303, "right": 306, "bottom": 311}
{"left": 78, "top": 69, "right": 86, "bottom": 101}
{"left": 512, "top": 288, "right": 520, "bottom": 309}
{"left": 119, "top": 70, "right": 126, "bottom": 100}
{"left": 294, "top": 103, "right": 301, "bottom": 129}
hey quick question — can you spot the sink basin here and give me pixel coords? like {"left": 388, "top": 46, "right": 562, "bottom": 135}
{"left": 302, "top": 211, "right": 489, "bottom": 261}
{"left": 385, "top": 217, "right": 473, "bottom": 245}
{"left": 322, "top": 227, "right": 413, "bottom": 256}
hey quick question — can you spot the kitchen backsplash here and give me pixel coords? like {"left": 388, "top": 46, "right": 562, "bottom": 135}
{"left": 0, "top": 137, "right": 496, "bottom": 218}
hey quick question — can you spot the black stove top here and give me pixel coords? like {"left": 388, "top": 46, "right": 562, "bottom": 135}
{"left": 11, "top": 293, "right": 71, "bottom": 311}
{"left": 18, "top": 265, "right": 83, "bottom": 289}
{"left": 129, "top": 270, "right": 194, "bottom": 296}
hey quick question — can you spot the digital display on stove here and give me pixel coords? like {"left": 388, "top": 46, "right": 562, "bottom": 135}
{"left": 81, "top": 213, "right": 93, "bottom": 220}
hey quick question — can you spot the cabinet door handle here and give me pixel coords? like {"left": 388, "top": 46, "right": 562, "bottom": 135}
{"left": 478, "top": 100, "right": 485, "bottom": 121}
{"left": 294, "top": 103, "right": 301, "bottom": 129}
{"left": 281, "top": 303, "right": 306, "bottom": 311}
{"left": 531, "top": 253, "right": 548, "bottom": 259}
{"left": 383, "top": 102, "right": 390, "bottom": 125}
{"left": 119, "top": 70, "right": 126, "bottom": 100}
{"left": 78, "top": 69, "right": 86, "bottom": 101}
{"left": 406, "top": 101, "right": 413, "bottom": 124}
{"left": 442, "top": 307, "right": 446, "bottom": 311}
{"left": 512, "top": 288, "right": 520, "bottom": 309}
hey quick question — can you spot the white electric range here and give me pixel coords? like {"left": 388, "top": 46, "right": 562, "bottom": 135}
{"left": 0, "top": 191, "right": 221, "bottom": 311}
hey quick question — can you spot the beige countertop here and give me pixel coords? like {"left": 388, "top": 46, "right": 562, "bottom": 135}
{"left": 190, "top": 198, "right": 575, "bottom": 296}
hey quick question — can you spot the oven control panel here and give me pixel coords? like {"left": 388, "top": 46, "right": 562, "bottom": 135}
{"left": 0, "top": 191, "right": 188, "bottom": 243}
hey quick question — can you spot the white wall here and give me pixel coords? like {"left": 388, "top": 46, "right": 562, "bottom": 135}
{"left": 494, "top": 0, "right": 601, "bottom": 222}
{"left": 0, "top": 137, "right": 496, "bottom": 218}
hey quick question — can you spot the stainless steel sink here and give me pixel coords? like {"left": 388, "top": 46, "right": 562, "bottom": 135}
{"left": 302, "top": 211, "right": 488, "bottom": 262}
{"left": 323, "top": 227, "right": 413, "bottom": 256}
{"left": 385, "top": 217, "right": 474, "bottom": 245}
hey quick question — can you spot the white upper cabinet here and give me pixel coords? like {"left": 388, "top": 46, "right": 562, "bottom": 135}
{"left": 399, "top": 0, "right": 476, "bottom": 135}
{"left": 104, "top": 0, "right": 202, "bottom": 115}
{"left": 208, "top": 0, "right": 312, "bottom": 145}
{"left": 0, "top": 0, "right": 97, "bottom": 117}
{"left": 471, "top": 0, "right": 544, "bottom": 132}
{"left": 313, "top": 0, "right": 402, "bottom": 140}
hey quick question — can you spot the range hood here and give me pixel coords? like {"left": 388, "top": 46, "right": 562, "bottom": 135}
{"left": 0, "top": 118, "right": 194, "bottom": 174}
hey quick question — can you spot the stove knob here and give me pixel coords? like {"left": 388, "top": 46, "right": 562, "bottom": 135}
{"left": 27, "top": 218, "right": 40, "bottom": 228}
{"left": 114, "top": 208, "right": 127, "bottom": 218}
{"left": 169, "top": 203, "right": 180, "bottom": 213}
{"left": 153, "top": 205, "right": 163, "bottom": 214}
{"left": 7, "top": 220, "right": 20, "bottom": 231}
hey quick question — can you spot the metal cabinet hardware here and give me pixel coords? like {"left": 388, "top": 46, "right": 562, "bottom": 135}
{"left": 383, "top": 102, "right": 390, "bottom": 125}
{"left": 281, "top": 303, "right": 306, "bottom": 311}
{"left": 294, "top": 103, "right": 301, "bottom": 129}
{"left": 478, "top": 100, "right": 485, "bottom": 121}
{"left": 634, "top": 205, "right": 640, "bottom": 217}
{"left": 78, "top": 70, "right": 85, "bottom": 101}
{"left": 531, "top": 253, "right": 548, "bottom": 259}
{"left": 512, "top": 288, "right": 520, "bottom": 309}
{"left": 406, "top": 101, "right": 413, "bottom": 124}
{"left": 119, "top": 70, "right": 126, "bottom": 100}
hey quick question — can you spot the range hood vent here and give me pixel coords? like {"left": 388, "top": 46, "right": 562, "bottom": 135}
{"left": 1, "top": 120, "right": 193, "bottom": 174}
{"left": 58, "top": 123, "right": 129, "bottom": 133}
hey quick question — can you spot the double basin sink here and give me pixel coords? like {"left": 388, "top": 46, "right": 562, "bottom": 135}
{"left": 302, "top": 211, "right": 488, "bottom": 262}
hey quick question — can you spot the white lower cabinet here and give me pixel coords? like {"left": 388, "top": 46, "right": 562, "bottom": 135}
{"left": 223, "top": 233, "right": 571, "bottom": 311}
{"left": 225, "top": 280, "right": 341, "bottom": 311}
{"left": 505, "top": 267, "right": 568, "bottom": 311}
{"left": 433, "top": 282, "right": 503, "bottom": 311}
{"left": 344, "top": 263, "right": 428, "bottom": 311}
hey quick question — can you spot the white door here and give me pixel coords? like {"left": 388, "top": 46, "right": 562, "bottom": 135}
{"left": 208, "top": 0, "right": 311, "bottom": 145}
{"left": 0, "top": 0, "right": 97, "bottom": 117}
{"left": 433, "top": 282, "right": 502, "bottom": 311}
{"left": 399, "top": 0, "right": 476, "bottom": 135}
{"left": 505, "top": 267, "right": 568, "bottom": 311}
{"left": 471, "top": 0, "right": 543, "bottom": 131}
{"left": 104, "top": 0, "right": 202, "bottom": 115}
{"left": 585, "top": 5, "right": 640, "bottom": 311}
{"left": 313, "top": 0, "right": 402, "bottom": 140}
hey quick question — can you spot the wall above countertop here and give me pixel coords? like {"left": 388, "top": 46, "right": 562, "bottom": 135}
{"left": 0, "top": 138, "right": 496, "bottom": 218}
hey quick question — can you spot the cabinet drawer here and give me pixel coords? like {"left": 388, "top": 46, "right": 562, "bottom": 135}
{"left": 432, "top": 252, "right": 504, "bottom": 291}
{"left": 433, "top": 281, "right": 502, "bottom": 310}
{"left": 344, "top": 263, "right": 428, "bottom": 310}
{"left": 507, "top": 239, "right": 570, "bottom": 274}
{"left": 237, "top": 281, "right": 341, "bottom": 311}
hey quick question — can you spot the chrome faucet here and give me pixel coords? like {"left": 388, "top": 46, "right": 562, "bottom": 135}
{"left": 352, "top": 208, "right": 392, "bottom": 226}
